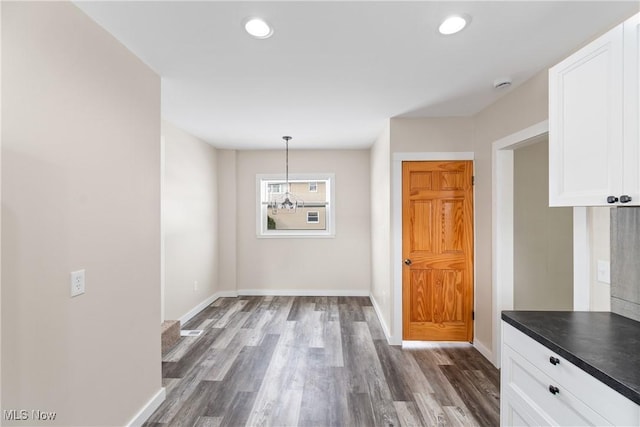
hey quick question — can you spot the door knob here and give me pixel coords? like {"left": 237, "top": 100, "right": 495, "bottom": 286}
{"left": 548, "top": 385, "right": 560, "bottom": 395}
{"left": 620, "top": 195, "right": 632, "bottom": 203}
{"left": 607, "top": 196, "right": 619, "bottom": 204}
{"left": 404, "top": 259, "right": 412, "bottom": 266}
{"left": 549, "top": 356, "right": 560, "bottom": 366}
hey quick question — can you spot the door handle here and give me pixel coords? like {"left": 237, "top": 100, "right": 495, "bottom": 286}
{"left": 607, "top": 196, "right": 619, "bottom": 204}
{"left": 404, "top": 259, "right": 412, "bottom": 266}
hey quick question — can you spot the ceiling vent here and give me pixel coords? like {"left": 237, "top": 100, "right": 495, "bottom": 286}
{"left": 493, "top": 78, "right": 512, "bottom": 89}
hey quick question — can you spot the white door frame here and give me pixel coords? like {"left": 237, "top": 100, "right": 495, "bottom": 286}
{"left": 492, "top": 120, "right": 590, "bottom": 368}
{"left": 160, "top": 135, "right": 166, "bottom": 323}
{"left": 391, "top": 152, "right": 475, "bottom": 346}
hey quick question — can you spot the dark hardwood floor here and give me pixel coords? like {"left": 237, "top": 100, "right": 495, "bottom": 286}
{"left": 145, "top": 296, "right": 499, "bottom": 427}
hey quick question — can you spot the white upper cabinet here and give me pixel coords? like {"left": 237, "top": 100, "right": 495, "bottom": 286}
{"left": 549, "top": 13, "right": 639, "bottom": 206}
{"left": 623, "top": 13, "right": 640, "bottom": 205}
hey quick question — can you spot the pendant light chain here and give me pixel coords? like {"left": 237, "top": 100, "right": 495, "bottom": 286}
{"left": 270, "top": 135, "right": 301, "bottom": 214}
{"left": 284, "top": 136, "right": 292, "bottom": 192}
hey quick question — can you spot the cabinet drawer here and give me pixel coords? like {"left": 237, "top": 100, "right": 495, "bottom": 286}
{"left": 503, "top": 345, "right": 611, "bottom": 426}
{"left": 503, "top": 322, "right": 639, "bottom": 426}
{"left": 501, "top": 386, "right": 553, "bottom": 427}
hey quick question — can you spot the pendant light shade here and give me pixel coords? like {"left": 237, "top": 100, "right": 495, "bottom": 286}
{"left": 269, "top": 136, "right": 304, "bottom": 214}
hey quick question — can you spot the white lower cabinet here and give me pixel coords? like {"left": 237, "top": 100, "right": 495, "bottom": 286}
{"left": 501, "top": 322, "right": 640, "bottom": 426}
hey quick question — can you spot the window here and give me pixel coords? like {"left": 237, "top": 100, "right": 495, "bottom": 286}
{"left": 268, "top": 183, "right": 284, "bottom": 194}
{"left": 307, "top": 211, "right": 319, "bottom": 223}
{"left": 257, "top": 174, "right": 334, "bottom": 238}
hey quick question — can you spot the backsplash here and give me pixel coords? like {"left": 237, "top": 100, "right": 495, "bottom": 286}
{"left": 611, "top": 207, "right": 640, "bottom": 322}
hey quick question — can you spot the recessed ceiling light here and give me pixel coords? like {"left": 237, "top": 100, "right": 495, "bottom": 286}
{"left": 439, "top": 15, "right": 469, "bottom": 35}
{"left": 245, "top": 18, "right": 273, "bottom": 39}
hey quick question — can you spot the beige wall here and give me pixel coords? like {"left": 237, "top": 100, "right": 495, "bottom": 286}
{"left": 387, "top": 117, "right": 474, "bottom": 342}
{"left": 472, "top": 70, "right": 549, "bottom": 352}
{"left": 217, "top": 150, "right": 237, "bottom": 293}
{"left": 514, "top": 139, "right": 573, "bottom": 310}
{"left": 234, "top": 150, "right": 371, "bottom": 293}
{"left": 589, "top": 207, "right": 611, "bottom": 311}
{"left": 370, "top": 123, "right": 392, "bottom": 332}
{"left": 162, "top": 120, "right": 219, "bottom": 321}
{"left": 390, "top": 117, "right": 474, "bottom": 152}
{"left": 378, "top": 75, "right": 548, "bottom": 350}
{"left": 2, "top": 2, "right": 161, "bottom": 425}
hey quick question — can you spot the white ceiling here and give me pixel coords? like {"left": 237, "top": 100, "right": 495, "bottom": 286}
{"left": 75, "top": 1, "right": 639, "bottom": 150}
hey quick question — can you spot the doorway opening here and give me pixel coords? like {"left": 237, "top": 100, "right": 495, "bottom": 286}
{"left": 492, "top": 121, "right": 591, "bottom": 368}
{"left": 513, "top": 138, "right": 573, "bottom": 310}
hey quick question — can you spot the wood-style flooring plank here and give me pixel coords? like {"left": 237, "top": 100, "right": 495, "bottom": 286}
{"left": 162, "top": 328, "right": 224, "bottom": 379}
{"left": 323, "top": 321, "right": 344, "bottom": 367}
{"left": 298, "top": 347, "right": 330, "bottom": 427}
{"left": 413, "top": 392, "right": 448, "bottom": 427}
{"left": 394, "top": 401, "right": 427, "bottom": 427}
{"left": 374, "top": 339, "right": 414, "bottom": 402}
{"left": 244, "top": 322, "right": 305, "bottom": 426}
{"left": 410, "top": 349, "right": 468, "bottom": 408}
{"left": 149, "top": 295, "right": 499, "bottom": 427}
{"left": 347, "top": 392, "right": 375, "bottom": 427}
{"left": 363, "top": 306, "right": 386, "bottom": 340}
{"left": 218, "top": 391, "right": 256, "bottom": 427}
{"left": 165, "top": 380, "right": 220, "bottom": 427}
{"left": 440, "top": 364, "right": 498, "bottom": 427}
{"left": 194, "top": 416, "right": 222, "bottom": 427}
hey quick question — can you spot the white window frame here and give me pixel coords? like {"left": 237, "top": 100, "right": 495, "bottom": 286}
{"left": 256, "top": 173, "right": 335, "bottom": 238}
{"left": 308, "top": 182, "right": 318, "bottom": 192}
{"left": 307, "top": 211, "right": 320, "bottom": 223}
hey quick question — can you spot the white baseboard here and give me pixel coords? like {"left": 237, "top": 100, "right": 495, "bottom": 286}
{"left": 237, "top": 289, "right": 370, "bottom": 297}
{"left": 473, "top": 339, "right": 496, "bottom": 367}
{"left": 126, "top": 387, "right": 165, "bottom": 427}
{"left": 369, "top": 293, "right": 395, "bottom": 345}
{"left": 178, "top": 290, "right": 238, "bottom": 325}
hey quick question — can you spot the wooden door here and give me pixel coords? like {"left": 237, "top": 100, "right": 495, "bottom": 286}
{"left": 402, "top": 161, "right": 474, "bottom": 341}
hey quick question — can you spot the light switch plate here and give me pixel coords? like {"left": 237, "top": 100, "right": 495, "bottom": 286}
{"left": 71, "top": 269, "right": 85, "bottom": 297}
{"left": 597, "top": 260, "right": 610, "bottom": 284}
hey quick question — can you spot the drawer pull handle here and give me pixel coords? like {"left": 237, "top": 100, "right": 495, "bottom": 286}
{"left": 549, "top": 385, "right": 560, "bottom": 395}
{"left": 549, "top": 356, "right": 560, "bottom": 365}
{"left": 620, "top": 195, "right": 632, "bottom": 204}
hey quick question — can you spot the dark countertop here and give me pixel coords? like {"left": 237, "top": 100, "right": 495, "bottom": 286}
{"left": 502, "top": 311, "right": 640, "bottom": 406}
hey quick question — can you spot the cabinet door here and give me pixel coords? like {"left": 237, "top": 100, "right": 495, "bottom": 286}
{"left": 623, "top": 13, "right": 640, "bottom": 205}
{"left": 549, "top": 25, "right": 624, "bottom": 206}
{"left": 501, "top": 389, "right": 548, "bottom": 427}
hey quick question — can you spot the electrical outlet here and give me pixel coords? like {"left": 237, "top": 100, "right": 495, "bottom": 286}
{"left": 597, "top": 260, "right": 610, "bottom": 284}
{"left": 70, "top": 269, "right": 85, "bottom": 297}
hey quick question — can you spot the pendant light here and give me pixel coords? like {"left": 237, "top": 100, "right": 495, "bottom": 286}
{"left": 270, "top": 136, "right": 303, "bottom": 214}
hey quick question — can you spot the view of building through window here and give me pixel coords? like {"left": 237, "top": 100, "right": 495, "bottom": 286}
{"left": 266, "top": 180, "right": 327, "bottom": 230}
{"left": 256, "top": 174, "right": 334, "bottom": 237}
